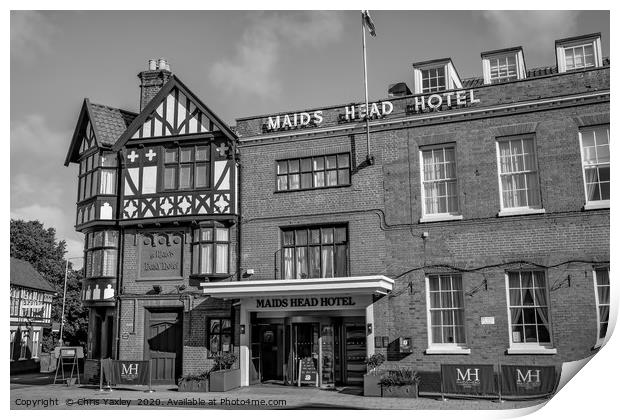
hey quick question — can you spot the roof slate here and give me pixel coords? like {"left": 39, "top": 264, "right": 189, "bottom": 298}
{"left": 89, "top": 103, "right": 137, "bottom": 147}
{"left": 10, "top": 258, "right": 56, "bottom": 293}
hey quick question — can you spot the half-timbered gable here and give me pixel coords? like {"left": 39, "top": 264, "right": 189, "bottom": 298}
{"left": 112, "top": 76, "right": 238, "bottom": 222}
{"left": 64, "top": 99, "right": 136, "bottom": 230}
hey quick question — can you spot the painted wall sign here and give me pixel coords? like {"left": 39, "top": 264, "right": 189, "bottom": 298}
{"left": 246, "top": 295, "right": 370, "bottom": 312}
{"left": 138, "top": 232, "right": 183, "bottom": 280}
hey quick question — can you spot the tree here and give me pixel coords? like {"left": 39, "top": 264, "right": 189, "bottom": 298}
{"left": 10, "top": 219, "right": 88, "bottom": 349}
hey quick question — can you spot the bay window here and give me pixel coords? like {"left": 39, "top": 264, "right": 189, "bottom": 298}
{"left": 84, "top": 230, "right": 119, "bottom": 279}
{"left": 192, "top": 223, "right": 230, "bottom": 275}
{"left": 506, "top": 271, "right": 554, "bottom": 352}
{"left": 579, "top": 125, "right": 609, "bottom": 208}
{"left": 78, "top": 152, "right": 117, "bottom": 201}
{"left": 282, "top": 225, "right": 348, "bottom": 279}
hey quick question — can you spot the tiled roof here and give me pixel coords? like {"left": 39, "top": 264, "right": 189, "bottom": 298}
{"left": 89, "top": 103, "right": 137, "bottom": 146}
{"left": 10, "top": 258, "right": 56, "bottom": 293}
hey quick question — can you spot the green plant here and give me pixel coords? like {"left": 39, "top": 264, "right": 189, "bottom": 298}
{"left": 179, "top": 371, "right": 209, "bottom": 382}
{"left": 366, "top": 353, "right": 386, "bottom": 373}
{"left": 379, "top": 369, "right": 420, "bottom": 387}
{"left": 210, "top": 352, "right": 238, "bottom": 372}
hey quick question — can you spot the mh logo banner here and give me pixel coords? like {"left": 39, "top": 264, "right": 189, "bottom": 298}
{"left": 441, "top": 364, "right": 495, "bottom": 395}
{"left": 501, "top": 365, "right": 557, "bottom": 397}
{"left": 111, "top": 360, "right": 150, "bottom": 385}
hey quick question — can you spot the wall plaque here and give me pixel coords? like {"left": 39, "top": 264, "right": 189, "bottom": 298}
{"left": 138, "top": 232, "right": 183, "bottom": 280}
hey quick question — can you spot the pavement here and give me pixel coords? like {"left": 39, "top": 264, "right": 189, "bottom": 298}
{"left": 10, "top": 372, "right": 548, "bottom": 411}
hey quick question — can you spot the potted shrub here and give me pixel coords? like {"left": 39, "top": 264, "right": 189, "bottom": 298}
{"left": 178, "top": 371, "right": 209, "bottom": 392}
{"left": 209, "top": 352, "right": 240, "bottom": 392}
{"left": 39, "top": 335, "right": 58, "bottom": 373}
{"left": 379, "top": 369, "right": 420, "bottom": 398}
{"left": 363, "top": 353, "right": 385, "bottom": 397}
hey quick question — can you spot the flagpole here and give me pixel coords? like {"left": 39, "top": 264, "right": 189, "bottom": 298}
{"left": 361, "top": 12, "right": 373, "bottom": 164}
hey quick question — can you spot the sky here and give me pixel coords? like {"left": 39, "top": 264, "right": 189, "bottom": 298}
{"left": 10, "top": 10, "right": 610, "bottom": 266}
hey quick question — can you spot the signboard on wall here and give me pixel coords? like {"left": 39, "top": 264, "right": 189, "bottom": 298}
{"left": 246, "top": 295, "right": 371, "bottom": 312}
{"left": 500, "top": 365, "right": 556, "bottom": 397}
{"left": 138, "top": 232, "right": 183, "bottom": 280}
{"left": 441, "top": 364, "right": 496, "bottom": 396}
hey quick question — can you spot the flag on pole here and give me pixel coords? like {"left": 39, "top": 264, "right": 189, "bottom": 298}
{"left": 362, "top": 10, "right": 376, "bottom": 37}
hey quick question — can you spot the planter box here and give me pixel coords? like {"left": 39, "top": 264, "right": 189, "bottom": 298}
{"left": 178, "top": 379, "right": 209, "bottom": 392}
{"left": 381, "top": 384, "right": 418, "bottom": 398}
{"left": 364, "top": 373, "right": 382, "bottom": 397}
{"left": 209, "top": 369, "right": 240, "bottom": 392}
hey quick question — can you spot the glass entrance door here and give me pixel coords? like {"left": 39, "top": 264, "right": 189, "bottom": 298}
{"left": 291, "top": 323, "right": 319, "bottom": 385}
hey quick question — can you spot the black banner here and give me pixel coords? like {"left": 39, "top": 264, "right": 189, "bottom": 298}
{"left": 441, "top": 364, "right": 496, "bottom": 395}
{"left": 500, "top": 365, "right": 556, "bottom": 397}
{"left": 104, "top": 360, "right": 150, "bottom": 386}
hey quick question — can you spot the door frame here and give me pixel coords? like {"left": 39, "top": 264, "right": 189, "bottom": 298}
{"left": 143, "top": 306, "right": 183, "bottom": 384}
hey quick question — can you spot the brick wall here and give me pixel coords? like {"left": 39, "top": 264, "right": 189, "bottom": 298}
{"left": 237, "top": 65, "right": 610, "bottom": 376}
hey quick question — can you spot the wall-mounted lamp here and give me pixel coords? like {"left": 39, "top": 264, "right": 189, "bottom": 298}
{"left": 243, "top": 269, "right": 255, "bottom": 278}
{"left": 367, "top": 323, "right": 373, "bottom": 334}
{"left": 240, "top": 325, "right": 246, "bottom": 335}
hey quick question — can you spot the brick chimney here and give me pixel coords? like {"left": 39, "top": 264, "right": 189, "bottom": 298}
{"left": 138, "top": 58, "right": 172, "bottom": 111}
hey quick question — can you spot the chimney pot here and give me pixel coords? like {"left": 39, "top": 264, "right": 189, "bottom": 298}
{"left": 158, "top": 58, "right": 167, "bottom": 70}
{"left": 148, "top": 59, "right": 157, "bottom": 71}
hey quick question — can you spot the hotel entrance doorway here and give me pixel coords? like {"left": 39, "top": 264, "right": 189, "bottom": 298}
{"left": 250, "top": 315, "right": 365, "bottom": 387}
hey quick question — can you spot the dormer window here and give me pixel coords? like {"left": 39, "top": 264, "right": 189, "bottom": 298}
{"left": 412, "top": 58, "right": 462, "bottom": 94}
{"left": 556, "top": 33, "right": 603, "bottom": 73}
{"left": 481, "top": 47, "right": 526, "bottom": 84}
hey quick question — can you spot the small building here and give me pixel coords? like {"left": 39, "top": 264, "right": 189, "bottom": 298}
{"left": 10, "top": 258, "right": 55, "bottom": 372}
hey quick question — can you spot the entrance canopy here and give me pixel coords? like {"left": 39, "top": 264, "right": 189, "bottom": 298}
{"left": 201, "top": 275, "right": 394, "bottom": 298}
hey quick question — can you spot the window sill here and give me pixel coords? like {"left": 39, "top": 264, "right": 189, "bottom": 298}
{"left": 584, "top": 201, "right": 609, "bottom": 211}
{"left": 419, "top": 214, "right": 463, "bottom": 223}
{"left": 497, "top": 208, "right": 546, "bottom": 217}
{"left": 274, "top": 184, "right": 351, "bottom": 194}
{"left": 425, "top": 347, "right": 471, "bottom": 355}
{"left": 506, "top": 347, "right": 557, "bottom": 355}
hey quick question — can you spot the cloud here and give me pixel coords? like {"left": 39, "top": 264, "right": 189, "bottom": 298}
{"left": 210, "top": 11, "right": 344, "bottom": 98}
{"left": 11, "top": 11, "right": 58, "bottom": 63}
{"left": 480, "top": 11, "right": 580, "bottom": 64}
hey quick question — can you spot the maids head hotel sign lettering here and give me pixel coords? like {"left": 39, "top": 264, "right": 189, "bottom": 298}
{"left": 262, "top": 89, "right": 481, "bottom": 132}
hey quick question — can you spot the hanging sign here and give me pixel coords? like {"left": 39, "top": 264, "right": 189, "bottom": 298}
{"left": 500, "top": 365, "right": 556, "bottom": 397}
{"left": 441, "top": 364, "right": 496, "bottom": 396}
{"left": 297, "top": 358, "right": 318, "bottom": 387}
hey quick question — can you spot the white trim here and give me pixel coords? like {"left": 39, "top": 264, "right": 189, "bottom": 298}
{"left": 425, "top": 347, "right": 471, "bottom": 355}
{"left": 498, "top": 208, "right": 546, "bottom": 217}
{"left": 504, "top": 270, "right": 555, "bottom": 351}
{"left": 482, "top": 50, "right": 526, "bottom": 85}
{"left": 578, "top": 125, "right": 610, "bottom": 208}
{"left": 424, "top": 274, "right": 469, "bottom": 351}
{"left": 506, "top": 347, "right": 557, "bottom": 355}
{"left": 593, "top": 268, "right": 611, "bottom": 349}
{"left": 584, "top": 201, "right": 610, "bottom": 211}
{"left": 240, "top": 90, "right": 610, "bottom": 143}
{"left": 420, "top": 214, "right": 464, "bottom": 223}
{"left": 201, "top": 275, "right": 394, "bottom": 298}
{"left": 557, "top": 36, "right": 603, "bottom": 73}
{"left": 419, "top": 144, "right": 462, "bottom": 222}
{"left": 495, "top": 136, "right": 544, "bottom": 214}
